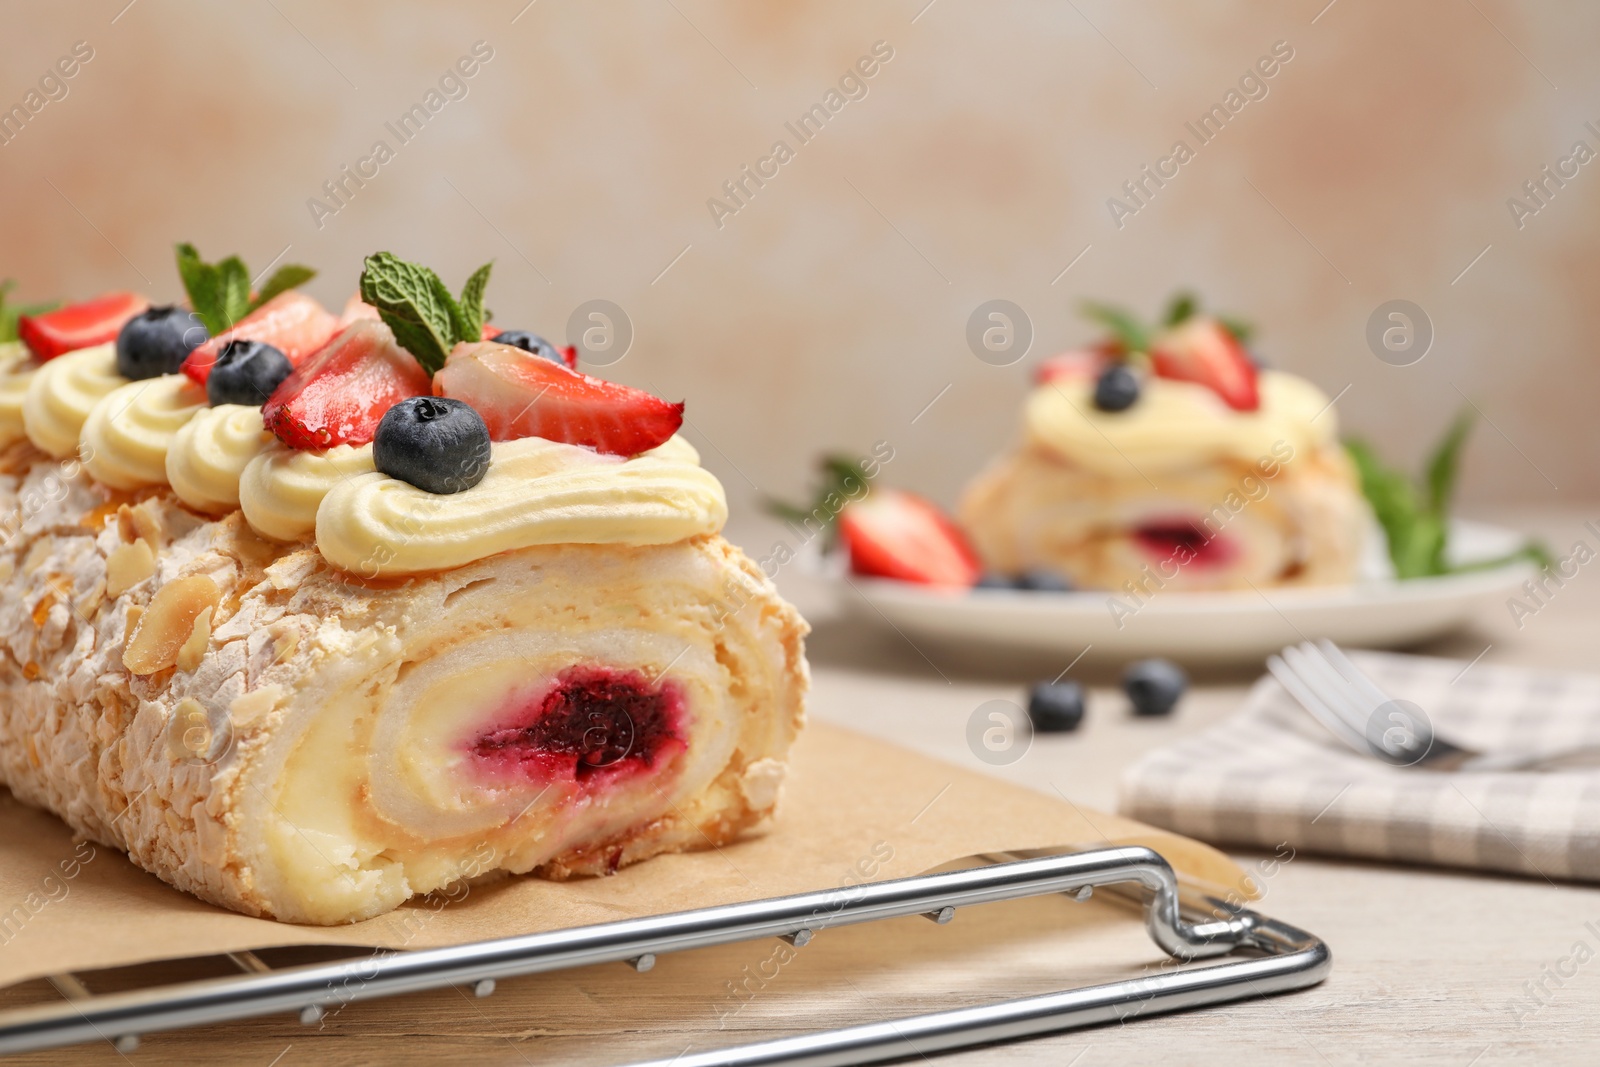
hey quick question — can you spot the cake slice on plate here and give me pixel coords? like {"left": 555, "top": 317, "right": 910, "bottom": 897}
{"left": 961, "top": 296, "right": 1366, "bottom": 592}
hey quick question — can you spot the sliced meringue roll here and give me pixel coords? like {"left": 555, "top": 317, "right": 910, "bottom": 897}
{"left": 0, "top": 479, "right": 806, "bottom": 924}
{"left": 0, "top": 438, "right": 806, "bottom": 924}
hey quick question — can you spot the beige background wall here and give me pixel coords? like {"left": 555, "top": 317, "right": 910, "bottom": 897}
{"left": 2, "top": 1, "right": 1595, "bottom": 523}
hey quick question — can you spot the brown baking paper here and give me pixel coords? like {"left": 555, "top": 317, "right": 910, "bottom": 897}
{"left": 0, "top": 723, "right": 1248, "bottom": 989}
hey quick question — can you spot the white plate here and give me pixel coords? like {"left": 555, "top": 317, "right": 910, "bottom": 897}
{"left": 835, "top": 520, "right": 1535, "bottom": 664}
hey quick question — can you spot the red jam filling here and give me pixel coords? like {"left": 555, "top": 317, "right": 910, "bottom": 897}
{"left": 1133, "top": 521, "right": 1237, "bottom": 570}
{"left": 469, "top": 666, "right": 685, "bottom": 785}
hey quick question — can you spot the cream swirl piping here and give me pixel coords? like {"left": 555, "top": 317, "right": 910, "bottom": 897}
{"left": 81, "top": 375, "right": 207, "bottom": 490}
{"left": 166, "top": 405, "right": 273, "bottom": 513}
{"left": 315, "top": 436, "right": 727, "bottom": 577}
{"left": 1026, "top": 369, "right": 1337, "bottom": 476}
{"left": 0, "top": 342, "right": 34, "bottom": 448}
{"left": 240, "top": 442, "right": 376, "bottom": 542}
{"left": 23, "top": 342, "right": 124, "bottom": 458}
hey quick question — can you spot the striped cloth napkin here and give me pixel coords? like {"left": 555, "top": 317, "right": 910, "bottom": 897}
{"left": 1119, "top": 651, "right": 1600, "bottom": 882}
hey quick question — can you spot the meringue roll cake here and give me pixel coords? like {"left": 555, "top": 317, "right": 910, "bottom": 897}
{"left": 0, "top": 250, "right": 808, "bottom": 924}
{"left": 961, "top": 303, "right": 1366, "bottom": 592}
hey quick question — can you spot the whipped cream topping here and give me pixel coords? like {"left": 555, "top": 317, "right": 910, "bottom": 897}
{"left": 0, "top": 342, "right": 33, "bottom": 447}
{"left": 23, "top": 342, "right": 123, "bottom": 458}
{"left": 316, "top": 436, "right": 727, "bottom": 577}
{"left": 81, "top": 375, "right": 207, "bottom": 490}
{"left": 166, "top": 404, "right": 274, "bottom": 513}
{"left": 4, "top": 332, "right": 728, "bottom": 574}
{"left": 1026, "top": 369, "right": 1338, "bottom": 476}
{"left": 240, "top": 442, "right": 376, "bottom": 543}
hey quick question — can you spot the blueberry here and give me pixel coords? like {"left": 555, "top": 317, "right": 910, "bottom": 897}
{"left": 493, "top": 330, "right": 566, "bottom": 366}
{"left": 1092, "top": 363, "right": 1140, "bottom": 412}
{"left": 206, "top": 340, "right": 293, "bottom": 407}
{"left": 374, "top": 397, "right": 492, "bottom": 495}
{"left": 116, "top": 305, "right": 208, "bottom": 380}
{"left": 1018, "top": 569, "right": 1074, "bottom": 592}
{"left": 1027, "top": 681, "right": 1086, "bottom": 733}
{"left": 1123, "top": 658, "right": 1187, "bottom": 717}
{"left": 973, "top": 573, "right": 1020, "bottom": 590}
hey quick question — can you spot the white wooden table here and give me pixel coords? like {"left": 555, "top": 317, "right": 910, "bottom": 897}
{"left": 4, "top": 506, "right": 1595, "bottom": 1064}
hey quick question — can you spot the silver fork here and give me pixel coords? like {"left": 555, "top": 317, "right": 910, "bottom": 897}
{"left": 1266, "top": 641, "right": 1600, "bottom": 772}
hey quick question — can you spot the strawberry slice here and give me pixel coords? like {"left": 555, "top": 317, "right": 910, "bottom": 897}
{"left": 17, "top": 291, "right": 149, "bottom": 361}
{"left": 1033, "top": 346, "right": 1113, "bottom": 385}
{"left": 337, "top": 293, "right": 382, "bottom": 327}
{"left": 433, "top": 341, "right": 682, "bottom": 456}
{"left": 181, "top": 291, "right": 339, "bottom": 385}
{"left": 838, "top": 489, "right": 981, "bottom": 587}
{"left": 262, "top": 320, "right": 432, "bottom": 449}
{"left": 1148, "top": 316, "right": 1260, "bottom": 411}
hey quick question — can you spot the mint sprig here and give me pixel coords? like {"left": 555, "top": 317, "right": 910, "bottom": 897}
{"left": 0, "top": 280, "right": 58, "bottom": 344}
{"left": 1346, "top": 408, "right": 1549, "bottom": 580}
{"left": 1079, "top": 301, "right": 1150, "bottom": 354}
{"left": 764, "top": 454, "right": 875, "bottom": 552}
{"left": 1163, "top": 291, "right": 1197, "bottom": 327}
{"left": 175, "top": 243, "right": 317, "bottom": 335}
{"left": 1079, "top": 293, "right": 1254, "bottom": 353}
{"left": 254, "top": 264, "right": 317, "bottom": 308}
{"left": 358, "top": 252, "right": 493, "bottom": 375}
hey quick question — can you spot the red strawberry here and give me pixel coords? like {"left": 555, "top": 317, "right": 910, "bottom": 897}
{"left": 262, "top": 320, "right": 431, "bottom": 449}
{"left": 433, "top": 341, "right": 682, "bottom": 456}
{"left": 1148, "top": 316, "right": 1259, "bottom": 411}
{"left": 17, "top": 291, "right": 149, "bottom": 361}
{"left": 838, "top": 489, "right": 981, "bottom": 587}
{"left": 1033, "top": 346, "right": 1113, "bottom": 385}
{"left": 338, "top": 294, "right": 382, "bottom": 327}
{"left": 182, "top": 291, "right": 339, "bottom": 385}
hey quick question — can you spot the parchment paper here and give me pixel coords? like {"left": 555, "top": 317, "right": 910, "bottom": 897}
{"left": 0, "top": 722, "right": 1248, "bottom": 989}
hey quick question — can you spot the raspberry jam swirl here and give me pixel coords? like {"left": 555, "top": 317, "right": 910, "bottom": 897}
{"left": 468, "top": 666, "right": 687, "bottom": 786}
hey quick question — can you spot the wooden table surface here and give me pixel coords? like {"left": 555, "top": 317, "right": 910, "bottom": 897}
{"left": 5, "top": 505, "right": 1597, "bottom": 1065}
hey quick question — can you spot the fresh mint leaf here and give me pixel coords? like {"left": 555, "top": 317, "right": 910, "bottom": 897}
{"left": 215, "top": 255, "right": 251, "bottom": 331}
{"left": 174, "top": 243, "right": 206, "bottom": 304}
{"left": 1448, "top": 541, "right": 1554, "bottom": 575}
{"left": 1163, "top": 292, "right": 1197, "bottom": 327}
{"left": 1424, "top": 408, "right": 1474, "bottom": 517}
{"left": 0, "top": 280, "right": 58, "bottom": 344}
{"left": 1217, "top": 314, "right": 1254, "bottom": 344}
{"left": 1348, "top": 407, "right": 1541, "bottom": 580}
{"left": 762, "top": 453, "right": 875, "bottom": 553}
{"left": 1347, "top": 437, "right": 1430, "bottom": 579}
{"left": 358, "top": 251, "right": 468, "bottom": 375}
{"left": 250, "top": 264, "right": 317, "bottom": 312}
{"left": 1079, "top": 301, "right": 1150, "bottom": 353}
{"left": 175, "top": 243, "right": 258, "bottom": 335}
{"left": 455, "top": 261, "right": 493, "bottom": 341}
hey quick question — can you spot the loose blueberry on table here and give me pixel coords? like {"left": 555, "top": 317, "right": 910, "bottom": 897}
{"left": 1018, "top": 569, "right": 1074, "bottom": 592}
{"left": 1027, "top": 681, "right": 1086, "bottom": 733}
{"left": 117, "top": 305, "right": 209, "bottom": 380}
{"left": 373, "top": 396, "right": 492, "bottom": 495}
{"left": 206, "top": 339, "right": 293, "bottom": 406}
{"left": 1123, "top": 658, "right": 1187, "bottom": 716}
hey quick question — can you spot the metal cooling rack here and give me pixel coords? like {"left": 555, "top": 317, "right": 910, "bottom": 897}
{"left": 0, "top": 844, "right": 1330, "bottom": 1064}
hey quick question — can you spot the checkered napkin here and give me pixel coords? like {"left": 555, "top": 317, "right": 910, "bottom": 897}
{"left": 1119, "top": 651, "right": 1600, "bottom": 882}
